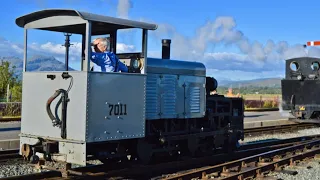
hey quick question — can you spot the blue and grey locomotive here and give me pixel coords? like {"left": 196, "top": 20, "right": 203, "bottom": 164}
{"left": 15, "top": 9, "right": 244, "bottom": 167}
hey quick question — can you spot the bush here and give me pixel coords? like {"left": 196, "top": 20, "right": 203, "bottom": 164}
{"left": 244, "top": 100, "right": 262, "bottom": 108}
{"left": 263, "top": 100, "right": 273, "bottom": 108}
{"left": 0, "top": 102, "right": 21, "bottom": 116}
{"left": 244, "top": 99, "right": 279, "bottom": 108}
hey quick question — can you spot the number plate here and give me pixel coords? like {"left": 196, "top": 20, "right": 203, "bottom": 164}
{"left": 108, "top": 103, "right": 127, "bottom": 116}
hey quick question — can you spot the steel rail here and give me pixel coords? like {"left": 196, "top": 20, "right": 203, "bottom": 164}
{"left": 161, "top": 138, "right": 320, "bottom": 180}
{"left": 0, "top": 149, "right": 20, "bottom": 162}
{"left": 244, "top": 123, "right": 319, "bottom": 137}
{"left": 239, "top": 133, "right": 320, "bottom": 150}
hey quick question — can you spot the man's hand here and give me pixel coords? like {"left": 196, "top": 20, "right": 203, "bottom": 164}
{"left": 92, "top": 39, "right": 98, "bottom": 45}
{"left": 92, "top": 38, "right": 101, "bottom": 46}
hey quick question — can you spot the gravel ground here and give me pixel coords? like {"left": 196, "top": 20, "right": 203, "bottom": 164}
{"left": 0, "top": 158, "right": 103, "bottom": 178}
{"left": 0, "top": 159, "right": 35, "bottom": 178}
{"left": 266, "top": 159, "right": 320, "bottom": 180}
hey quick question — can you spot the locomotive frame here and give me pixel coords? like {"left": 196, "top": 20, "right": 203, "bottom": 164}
{"left": 15, "top": 9, "right": 244, "bottom": 167}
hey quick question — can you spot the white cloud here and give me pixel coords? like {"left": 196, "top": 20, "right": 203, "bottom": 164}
{"left": 117, "top": 0, "right": 133, "bottom": 19}
{"left": 28, "top": 42, "right": 82, "bottom": 57}
{"left": 0, "top": 38, "right": 24, "bottom": 57}
{"left": 204, "top": 52, "right": 249, "bottom": 62}
{"left": 138, "top": 16, "right": 320, "bottom": 78}
{"left": 147, "top": 18, "right": 320, "bottom": 63}
{"left": 117, "top": 43, "right": 135, "bottom": 53}
{"left": 11, "top": 44, "right": 24, "bottom": 54}
{"left": 0, "top": 37, "right": 136, "bottom": 62}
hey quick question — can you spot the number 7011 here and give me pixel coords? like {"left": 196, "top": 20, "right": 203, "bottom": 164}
{"left": 109, "top": 104, "right": 127, "bottom": 116}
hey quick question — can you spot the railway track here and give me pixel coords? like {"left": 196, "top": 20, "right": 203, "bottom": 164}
{"left": 0, "top": 123, "right": 315, "bottom": 180}
{"left": 2, "top": 134, "right": 320, "bottom": 180}
{"left": 0, "top": 149, "right": 20, "bottom": 162}
{"left": 244, "top": 122, "right": 319, "bottom": 137}
{"left": 161, "top": 137, "right": 320, "bottom": 180}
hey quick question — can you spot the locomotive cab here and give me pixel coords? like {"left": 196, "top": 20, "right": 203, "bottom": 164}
{"left": 15, "top": 9, "right": 157, "bottom": 166}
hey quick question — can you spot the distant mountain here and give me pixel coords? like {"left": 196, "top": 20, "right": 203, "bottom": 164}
{"left": 218, "top": 78, "right": 282, "bottom": 88}
{"left": 0, "top": 55, "right": 74, "bottom": 79}
{"left": 26, "top": 55, "right": 74, "bottom": 72}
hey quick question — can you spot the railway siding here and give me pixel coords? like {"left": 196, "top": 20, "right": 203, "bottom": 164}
{"left": 244, "top": 119, "right": 296, "bottom": 129}
{"left": 162, "top": 139, "right": 320, "bottom": 180}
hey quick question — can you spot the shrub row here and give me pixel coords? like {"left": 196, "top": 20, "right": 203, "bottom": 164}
{"left": 244, "top": 99, "right": 279, "bottom": 108}
{"left": 0, "top": 102, "right": 21, "bottom": 116}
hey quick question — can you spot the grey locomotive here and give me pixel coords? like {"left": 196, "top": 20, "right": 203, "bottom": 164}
{"left": 15, "top": 9, "right": 244, "bottom": 167}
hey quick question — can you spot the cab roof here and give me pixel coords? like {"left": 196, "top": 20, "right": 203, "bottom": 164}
{"left": 15, "top": 9, "right": 158, "bottom": 35}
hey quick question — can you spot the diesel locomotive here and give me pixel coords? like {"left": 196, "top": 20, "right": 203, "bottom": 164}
{"left": 15, "top": 9, "right": 244, "bottom": 167}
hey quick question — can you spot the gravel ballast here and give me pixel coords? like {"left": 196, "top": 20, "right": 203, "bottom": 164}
{"left": 0, "top": 158, "right": 103, "bottom": 178}
{"left": 266, "top": 159, "right": 320, "bottom": 180}
{"left": 0, "top": 160, "right": 35, "bottom": 178}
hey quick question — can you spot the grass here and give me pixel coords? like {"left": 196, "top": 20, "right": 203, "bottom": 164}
{"left": 245, "top": 107, "right": 279, "bottom": 111}
{"left": 0, "top": 116, "right": 21, "bottom": 119}
{"left": 0, "top": 116, "right": 21, "bottom": 121}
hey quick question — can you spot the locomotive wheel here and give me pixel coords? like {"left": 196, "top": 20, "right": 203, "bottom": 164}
{"left": 136, "top": 139, "right": 153, "bottom": 164}
{"left": 20, "top": 144, "right": 32, "bottom": 161}
{"left": 187, "top": 136, "right": 199, "bottom": 156}
{"left": 223, "top": 138, "right": 238, "bottom": 153}
{"left": 115, "top": 143, "right": 129, "bottom": 162}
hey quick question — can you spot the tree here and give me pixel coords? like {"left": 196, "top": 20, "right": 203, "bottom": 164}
{"left": 11, "top": 81, "right": 22, "bottom": 102}
{"left": 0, "top": 60, "right": 20, "bottom": 101}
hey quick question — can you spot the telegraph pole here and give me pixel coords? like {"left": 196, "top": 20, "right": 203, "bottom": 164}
{"left": 6, "top": 84, "right": 9, "bottom": 102}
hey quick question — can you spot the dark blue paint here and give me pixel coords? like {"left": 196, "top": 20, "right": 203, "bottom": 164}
{"left": 0, "top": 127, "right": 21, "bottom": 132}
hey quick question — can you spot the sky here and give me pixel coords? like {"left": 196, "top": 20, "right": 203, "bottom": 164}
{"left": 1, "top": 0, "right": 320, "bottom": 81}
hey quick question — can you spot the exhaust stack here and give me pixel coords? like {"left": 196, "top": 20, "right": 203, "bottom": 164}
{"left": 162, "top": 39, "right": 171, "bottom": 59}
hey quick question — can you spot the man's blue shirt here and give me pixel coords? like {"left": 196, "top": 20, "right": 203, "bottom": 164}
{"left": 90, "top": 51, "right": 128, "bottom": 72}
